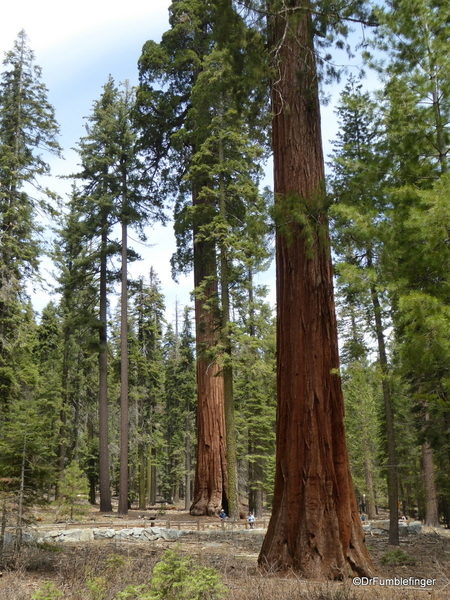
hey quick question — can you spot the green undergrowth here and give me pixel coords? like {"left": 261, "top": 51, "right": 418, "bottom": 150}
{"left": 380, "top": 549, "right": 417, "bottom": 566}
{"left": 31, "top": 547, "right": 225, "bottom": 600}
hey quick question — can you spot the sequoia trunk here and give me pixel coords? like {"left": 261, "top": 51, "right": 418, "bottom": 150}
{"left": 258, "top": 0, "right": 374, "bottom": 577}
{"left": 190, "top": 192, "right": 228, "bottom": 516}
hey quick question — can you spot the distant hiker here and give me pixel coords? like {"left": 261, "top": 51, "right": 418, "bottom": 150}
{"left": 360, "top": 513, "right": 366, "bottom": 522}
{"left": 247, "top": 512, "right": 255, "bottom": 529}
{"left": 219, "top": 509, "right": 226, "bottom": 521}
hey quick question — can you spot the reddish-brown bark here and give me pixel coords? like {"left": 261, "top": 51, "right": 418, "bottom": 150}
{"left": 190, "top": 333, "right": 228, "bottom": 516}
{"left": 258, "top": 1, "right": 374, "bottom": 578}
{"left": 190, "top": 196, "right": 228, "bottom": 517}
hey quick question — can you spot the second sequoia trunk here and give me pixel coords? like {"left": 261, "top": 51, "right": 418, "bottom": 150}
{"left": 258, "top": 0, "right": 374, "bottom": 578}
{"left": 190, "top": 192, "right": 228, "bottom": 516}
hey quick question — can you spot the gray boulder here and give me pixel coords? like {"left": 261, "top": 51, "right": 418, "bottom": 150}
{"left": 407, "top": 521, "right": 422, "bottom": 535}
{"left": 159, "top": 528, "right": 185, "bottom": 541}
{"left": 60, "top": 529, "right": 83, "bottom": 542}
{"left": 93, "top": 528, "right": 115, "bottom": 540}
{"left": 79, "top": 529, "right": 94, "bottom": 542}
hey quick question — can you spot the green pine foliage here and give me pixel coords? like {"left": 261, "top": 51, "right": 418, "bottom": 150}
{"left": 126, "top": 270, "right": 166, "bottom": 506}
{"left": 31, "top": 582, "right": 64, "bottom": 600}
{"left": 160, "top": 307, "right": 197, "bottom": 502}
{"left": 387, "top": 176, "right": 450, "bottom": 505}
{"left": 0, "top": 30, "right": 61, "bottom": 415}
{"left": 341, "top": 360, "right": 386, "bottom": 509}
{"left": 53, "top": 461, "right": 89, "bottom": 520}
{"left": 0, "top": 302, "right": 59, "bottom": 496}
{"left": 370, "top": 0, "right": 450, "bottom": 182}
{"left": 233, "top": 286, "right": 276, "bottom": 511}
{"left": 144, "top": 548, "right": 226, "bottom": 600}
{"left": 3, "top": 1, "right": 450, "bottom": 528}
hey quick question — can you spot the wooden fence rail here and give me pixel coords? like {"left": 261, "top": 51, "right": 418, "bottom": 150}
{"left": 2, "top": 518, "right": 268, "bottom": 533}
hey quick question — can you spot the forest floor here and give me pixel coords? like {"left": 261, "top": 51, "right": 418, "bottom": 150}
{"left": 1, "top": 504, "right": 450, "bottom": 600}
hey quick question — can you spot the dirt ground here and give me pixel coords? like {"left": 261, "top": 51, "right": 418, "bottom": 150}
{"left": 1, "top": 506, "right": 450, "bottom": 599}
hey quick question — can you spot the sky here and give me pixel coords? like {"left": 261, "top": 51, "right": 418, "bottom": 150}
{"left": 2, "top": 1, "right": 376, "bottom": 324}
{"left": 2, "top": 0, "right": 195, "bottom": 323}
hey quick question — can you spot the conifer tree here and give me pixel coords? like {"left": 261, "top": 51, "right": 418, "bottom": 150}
{"left": 161, "top": 306, "right": 196, "bottom": 504}
{"left": 370, "top": 0, "right": 450, "bottom": 183}
{"left": 53, "top": 191, "right": 101, "bottom": 499}
{"left": 0, "top": 302, "right": 58, "bottom": 495}
{"left": 137, "top": 0, "right": 228, "bottom": 517}
{"left": 72, "top": 78, "right": 155, "bottom": 513}
{"left": 138, "top": 1, "right": 269, "bottom": 517}
{"left": 233, "top": 286, "right": 276, "bottom": 516}
{"left": 128, "top": 270, "right": 166, "bottom": 507}
{"left": 256, "top": 0, "right": 375, "bottom": 575}
{"left": 0, "top": 30, "right": 61, "bottom": 411}
{"left": 328, "top": 79, "right": 400, "bottom": 544}
{"left": 388, "top": 177, "right": 450, "bottom": 525}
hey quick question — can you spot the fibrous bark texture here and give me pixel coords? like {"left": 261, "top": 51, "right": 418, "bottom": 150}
{"left": 190, "top": 339, "right": 228, "bottom": 516}
{"left": 190, "top": 196, "right": 228, "bottom": 516}
{"left": 258, "top": 1, "right": 374, "bottom": 578}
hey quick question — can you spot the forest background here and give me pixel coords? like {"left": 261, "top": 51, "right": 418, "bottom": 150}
{"left": 1, "top": 0, "right": 449, "bottom": 563}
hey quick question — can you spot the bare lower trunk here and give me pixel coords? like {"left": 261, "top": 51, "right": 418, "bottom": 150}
{"left": 118, "top": 203, "right": 129, "bottom": 515}
{"left": 219, "top": 148, "right": 239, "bottom": 520}
{"left": 249, "top": 455, "right": 264, "bottom": 518}
{"left": 369, "top": 275, "right": 399, "bottom": 545}
{"left": 363, "top": 457, "right": 377, "bottom": 521}
{"left": 139, "top": 443, "right": 146, "bottom": 510}
{"left": 422, "top": 441, "right": 439, "bottom": 526}
{"left": 190, "top": 190, "right": 228, "bottom": 516}
{"left": 190, "top": 343, "right": 228, "bottom": 515}
{"left": 258, "top": 0, "right": 374, "bottom": 578}
{"left": 150, "top": 448, "right": 157, "bottom": 505}
{"left": 98, "top": 224, "right": 112, "bottom": 513}
{"left": 185, "top": 409, "right": 192, "bottom": 510}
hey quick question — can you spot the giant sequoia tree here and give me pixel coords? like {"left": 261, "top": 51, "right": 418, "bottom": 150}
{"left": 257, "top": 0, "right": 374, "bottom": 577}
{"left": 137, "top": 0, "right": 228, "bottom": 517}
{"left": 137, "top": 0, "right": 268, "bottom": 517}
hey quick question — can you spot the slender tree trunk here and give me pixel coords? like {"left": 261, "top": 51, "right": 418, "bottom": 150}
{"left": 139, "top": 443, "right": 146, "bottom": 510}
{"left": 422, "top": 441, "right": 439, "bottom": 526}
{"left": 118, "top": 191, "right": 129, "bottom": 515}
{"left": 363, "top": 457, "right": 377, "bottom": 520}
{"left": 368, "top": 264, "right": 399, "bottom": 545}
{"left": 15, "top": 437, "right": 26, "bottom": 552}
{"left": 219, "top": 140, "right": 240, "bottom": 520}
{"left": 173, "top": 482, "right": 180, "bottom": 504}
{"left": 420, "top": 408, "right": 439, "bottom": 526}
{"left": 98, "top": 221, "right": 112, "bottom": 512}
{"left": 56, "top": 325, "right": 71, "bottom": 499}
{"left": 0, "top": 503, "right": 6, "bottom": 561}
{"left": 248, "top": 444, "right": 264, "bottom": 518}
{"left": 150, "top": 448, "right": 157, "bottom": 505}
{"left": 258, "top": 0, "right": 374, "bottom": 577}
{"left": 185, "top": 406, "right": 192, "bottom": 510}
{"left": 147, "top": 454, "right": 152, "bottom": 506}
{"left": 247, "top": 268, "right": 265, "bottom": 520}
{"left": 87, "top": 412, "right": 96, "bottom": 504}
{"left": 190, "top": 194, "right": 228, "bottom": 516}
